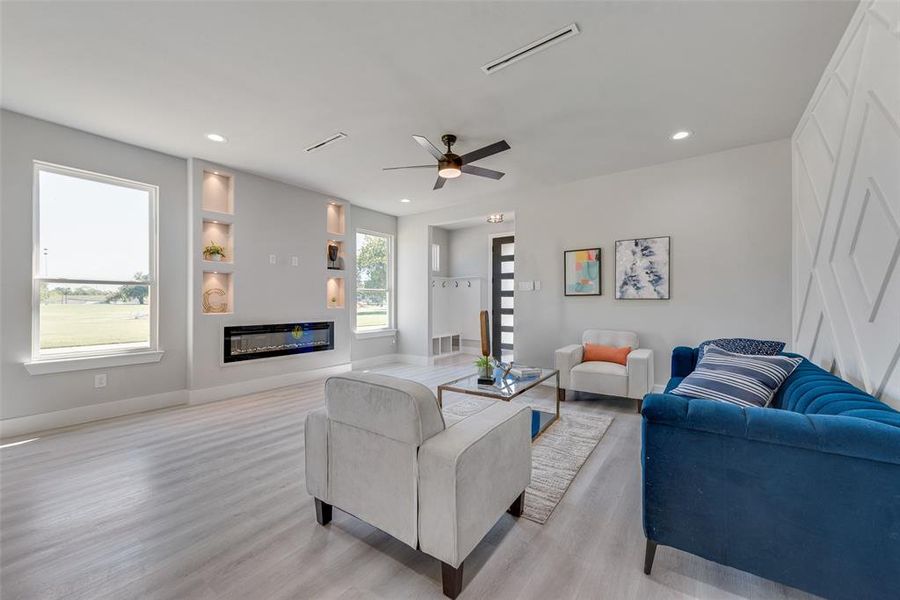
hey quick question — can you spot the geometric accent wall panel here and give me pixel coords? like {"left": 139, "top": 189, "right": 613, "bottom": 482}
{"left": 792, "top": 0, "right": 900, "bottom": 407}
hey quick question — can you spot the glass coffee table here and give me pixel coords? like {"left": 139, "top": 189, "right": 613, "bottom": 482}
{"left": 437, "top": 368, "right": 560, "bottom": 440}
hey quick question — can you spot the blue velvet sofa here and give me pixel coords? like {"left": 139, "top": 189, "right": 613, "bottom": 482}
{"left": 641, "top": 346, "right": 900, "bottom": 600}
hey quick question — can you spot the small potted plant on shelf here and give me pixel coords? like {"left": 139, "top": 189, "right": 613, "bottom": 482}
{"left": 475, "top": 355, "right": 494, "bottom": 385}
{"left": 203, "top": 241, "right": 226, "bottom": 262}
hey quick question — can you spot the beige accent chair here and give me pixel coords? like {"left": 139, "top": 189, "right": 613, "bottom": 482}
{"left": 305, "top": 372, "right": 532, "bottom": 598}
{"left": 555, "top": 329, "right": 654, "bottom": 412}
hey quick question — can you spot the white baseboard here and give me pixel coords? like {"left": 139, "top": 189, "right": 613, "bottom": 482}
{"left": 188, "top": 363, "right": 352, "bottom": 405}
{"left": 351, "top": 354, "right": 401, "bottom": 370}
{"left": 393, "top": 353, "right": 431, "bottom": 366}
{"left": 651, "top": 384, "right": 666, "bottom": 394}
{"left": 0, "top": 389, "right": 188, "bottom": 439}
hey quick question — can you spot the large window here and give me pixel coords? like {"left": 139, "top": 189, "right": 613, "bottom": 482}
{"left": 32, "top": 162, "right": 158, "bottom": 360}
{"left": 355, "top": 230, "right": 393, "bottom": 332}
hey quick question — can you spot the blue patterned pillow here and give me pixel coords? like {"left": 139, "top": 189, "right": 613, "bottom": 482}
{"left": 671, "top": 345, "right": 801, "bottom": 407}
{"left": 698, "top": 337, "right": 785, "bottom": 358}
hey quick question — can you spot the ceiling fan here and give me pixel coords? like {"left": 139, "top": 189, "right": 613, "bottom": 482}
{"left": 383, "top": 134, "right": 510, "bottom": 190}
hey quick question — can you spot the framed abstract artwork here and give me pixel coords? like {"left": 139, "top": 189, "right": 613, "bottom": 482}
{"left": 564, "top": 248, "right": 601, "bottom": 296}
{"left": 615, "top": 236, "right": 670, "bottom": 299}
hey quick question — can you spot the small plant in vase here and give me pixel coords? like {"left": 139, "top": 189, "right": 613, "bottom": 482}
{"left": 203, "top": 241, "right": 226, "bottom": 262}
{"left": 475, "top": 355, "right": 494, "bottom": 384}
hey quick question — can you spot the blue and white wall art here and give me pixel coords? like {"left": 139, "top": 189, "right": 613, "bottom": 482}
{"left": 615, "top": 237, "right": 670, "bottom": 299}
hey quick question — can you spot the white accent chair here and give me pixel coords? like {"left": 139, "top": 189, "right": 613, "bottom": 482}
{"left": 555, "top": 330, "right": 654, "bottom": 412}
{"left": 305, "top": 372, "right": 532, "bottom": 598}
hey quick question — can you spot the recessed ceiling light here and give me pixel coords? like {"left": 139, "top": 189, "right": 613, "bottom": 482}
{"left": 400, "top": 198, "right": 411, "bottom": 203}
{"left": 206, "top": 133, "right": 227, "bottom": 143}
{"left": 487, "top": 213, "right": 504, "bottom": 224}
{"left": 671, "top": 130, "right": 692, "bottom": 141}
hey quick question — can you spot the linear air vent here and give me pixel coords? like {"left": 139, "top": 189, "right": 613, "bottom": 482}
{"left": 304, "top": 132, "right": 348, "bottom": 153}
{"left": 481, "top": 23, "right": 580, "bottom": 75}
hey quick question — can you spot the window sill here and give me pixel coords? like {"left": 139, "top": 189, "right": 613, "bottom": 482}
{"left": 24, "top": 350, "right": 165, "bottom": 375}
{"left": 354, "top": 328, "right": 397, "bottom": 340}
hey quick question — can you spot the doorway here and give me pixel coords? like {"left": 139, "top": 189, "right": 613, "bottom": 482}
{"left": 491, "top": 235, "right": 514, "bottom": 360}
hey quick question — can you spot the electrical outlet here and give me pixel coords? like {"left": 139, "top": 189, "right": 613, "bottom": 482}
{"left": 269, "top": 254, "right": 277, "bottom": 265}
{"left": 291, "top": 256, "right": 299, "bottom": 267}
{"left": 94, "top": 374, "right": 107, "bottom": 388}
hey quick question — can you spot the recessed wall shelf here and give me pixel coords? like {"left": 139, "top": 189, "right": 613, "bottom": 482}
{"left": 202, "top": 219, "right": 234, "bottom": 263}
{"left": 326, "top": 240, "right": 345, "bottom": 270}
{"left": 327, "top": 277, "right": 345, "bottom": 309}
{"left": 202, "top": 271, "right": 233, "bottom": 315}
{"left": 326, "top": 202, "right": 345, "bottom": 236}
{"left": 202, "top": 171, "right": 234, "bottom": 214}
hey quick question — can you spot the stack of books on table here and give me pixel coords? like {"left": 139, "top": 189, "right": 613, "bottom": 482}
{"left": 509, "top": 367, "right": 541, "bottom": 380}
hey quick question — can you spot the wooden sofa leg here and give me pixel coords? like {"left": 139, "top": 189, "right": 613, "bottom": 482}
{"left": 315, "top": 498, "right": 332, "bottom": 526}
{"left": 643, "top": 539, "right": 657, "bottom": 575}
{"left": 441, "top": 561, "right": 464, "bottom": 599}
{"left": 636, "top": 398, "right": 643, "bottom": 413}
{"left": 507, "top": 490, "right": 525, "bottom": 517}
{"left": 558, "top": 387, "right": 566, "bottom": 402}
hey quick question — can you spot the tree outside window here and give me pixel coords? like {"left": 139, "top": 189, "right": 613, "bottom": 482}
{"left": 356, "top": 231, "right": 392, "bottom": 331}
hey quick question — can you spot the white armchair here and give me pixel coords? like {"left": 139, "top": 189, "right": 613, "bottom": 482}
{"left": 305, "top": 372, "right": 531, "bottom": 598}
{"left": 555, "top": 329, "right": 654, "bottom": 412}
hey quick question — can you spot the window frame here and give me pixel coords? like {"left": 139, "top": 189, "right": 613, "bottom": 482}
{"left": 354, "top": 228, "right": 394, "bottom": 334}
{"left": 30, "top": 161, "right": 160, "bottom": 363}
{"left": 431, "top": 242, "right": 440, "bottom": 272}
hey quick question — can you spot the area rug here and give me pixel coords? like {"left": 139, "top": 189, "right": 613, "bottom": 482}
{"left": 442, "top": 399, "right": 613, "bottom": 524}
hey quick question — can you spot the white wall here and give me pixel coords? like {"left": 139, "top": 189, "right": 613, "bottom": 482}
{"left": 187, "top": 159, "right": 352, "bottom": 397}
{"left": 447, "top": 221, "right": 516, "bottom": 281}
{"left": 0, "top": 111, "right": 189, "bottom": 420}
{"left": 350, "top": 205, "right": 398, "bottom": 362}
{"left": 0, "top": 111, "right": 399, "bottom": 433}
{"left": 399, "top": 139, "right": 793, "bottom": 385}
{"left": 791, "top": 0, "right": 900, "bottom": 407}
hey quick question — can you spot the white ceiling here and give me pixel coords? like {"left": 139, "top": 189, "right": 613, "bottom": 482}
{"left": 1, "top": 1, "right": 856, "bottom": 216}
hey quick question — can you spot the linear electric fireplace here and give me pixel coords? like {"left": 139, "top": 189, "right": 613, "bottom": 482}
{"left": 223, "top": 322, "right": 334, "bottom": 363}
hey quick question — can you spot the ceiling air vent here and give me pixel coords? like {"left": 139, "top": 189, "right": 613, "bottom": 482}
{"left": 481, "top": 23, "right": 580, "bottom": 75}
{"left": 304, "top": 132, "right": 348, "bottom": 153}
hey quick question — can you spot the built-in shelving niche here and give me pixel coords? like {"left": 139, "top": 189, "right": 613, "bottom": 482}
{"left": 202, "top": 271, "right": 233, "bottom": 315}
{"left": 326, "top": 240, "right": 345, "bottom": 271}
{"left": 202, "top": 171, "right": 234, "bottom": 214}
{"left": 326, "top": 202, "right": 345, "bottom": 236}
{"left": 326, "top": 277, "right": 345, "bottom": 309}
{"left": 202, "top": 219, "right": 234, "bottom": 264}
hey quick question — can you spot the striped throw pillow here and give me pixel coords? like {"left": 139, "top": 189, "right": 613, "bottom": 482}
{"left": 670, "top": 345, "right": 801, "bottom": 408}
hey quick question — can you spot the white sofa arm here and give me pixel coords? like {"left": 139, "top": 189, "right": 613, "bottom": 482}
{"left": 305, "top": 408, "right": 329, "bottom": 500}
{"left": 555, "top": 344, "right": 583, "bottom": 389}
{"left": 626, "top": 348, "right": 654, "bottom": 399}
{"left": 417, "top": 403, "right": 531, "bottom": 568}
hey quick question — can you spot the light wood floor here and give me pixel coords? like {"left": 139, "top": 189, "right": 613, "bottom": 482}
{"left": 0, "top": 356, "right": 817, "bottom": 600}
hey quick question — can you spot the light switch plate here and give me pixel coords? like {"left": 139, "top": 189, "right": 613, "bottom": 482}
{"left": 534, "top": 280, "right": 542, "bottom": 291}
{"left": 94, "top": 374, "right": 107, "bottom": 388}
{"left": 291, "top": 256, "right": 299, "bottom": 266}
{"left": 518, "top": 281, "right": 534, "bottom": 291}
{"left": 269, "top": 254, "right": 277, "bottom": 265}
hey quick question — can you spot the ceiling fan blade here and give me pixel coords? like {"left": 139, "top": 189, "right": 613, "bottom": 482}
{"left": 461, "top": 164, "right": 505, "bottom": 180}
{"left": 433, "top": 176, "right": 446, "bottom": 190}
{"left": 460, "top": 140, "right": 510, "bottom": 164}
{"left": 382, "top": 165, "right": 435, "bottom": 171}
{"left": 413, "top": 135, "right": 446, "bottom": 161}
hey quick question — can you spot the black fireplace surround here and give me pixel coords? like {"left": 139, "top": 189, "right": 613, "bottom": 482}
{"left": 224, "top": 322, "right": 334, "bottom": 363}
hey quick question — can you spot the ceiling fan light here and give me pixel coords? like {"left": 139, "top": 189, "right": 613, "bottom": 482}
{"left": 438, "top": 166, "right": 461, "bottom": 178}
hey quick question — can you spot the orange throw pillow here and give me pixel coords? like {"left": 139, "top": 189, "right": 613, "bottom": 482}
{"left": 583, "top": 343, "right": 632, "bottom": 366}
